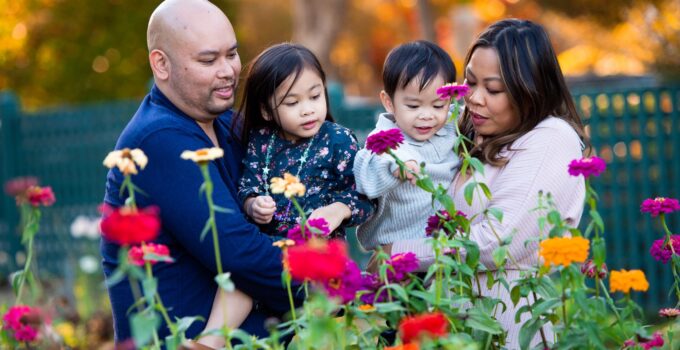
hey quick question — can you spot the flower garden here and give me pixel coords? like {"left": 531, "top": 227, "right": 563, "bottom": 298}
{"left": 2, "top": 85, "right": 680, "bottom": 349}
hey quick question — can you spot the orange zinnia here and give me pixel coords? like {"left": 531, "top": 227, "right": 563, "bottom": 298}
{"left": 610, "top": 269, "right": 649, "bottom": 293}
{"left": 539, "top": 236, "right": 589, "bottom": 267}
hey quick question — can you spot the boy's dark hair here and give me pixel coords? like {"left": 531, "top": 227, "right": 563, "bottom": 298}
{"left": 382, "top": 40, "right": 456, "bottom": 98}
{"left": 234, "top": 43, "right": 334, "bottom": 144}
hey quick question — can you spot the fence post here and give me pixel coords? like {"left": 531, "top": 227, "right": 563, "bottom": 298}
{"left": 0, "top": 92, "right": 21, "bottom": 276}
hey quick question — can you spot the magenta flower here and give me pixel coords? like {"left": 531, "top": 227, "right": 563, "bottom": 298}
{"left": 386, "top": 252, "right": 419, "bottom": 282}
{"left": 323, "top": 260, "right": 365, "bottom": 304}
{"left": 286, "top": 218, "right": 331, "bottom": 244}
{"left": 641, "top": 197, "right": 680, "bottom": 217}
{"left": 26, "top": 186, "right": 56, "bottom": 207}
{"left": 359, "top": 273, "right": 388, "bottom": 304}
{"left": 4, "top": 176, "right": 39, "bottom": 197}
{"left": 425, "top": 210, "right": 467, "bottom": 237}
{"left": 567, "top": 156, "right": 606, "bottom": 178}
{"left": 2, "top": 305, "right": 40, "bottom": 342}
{"left": 365, "top": 128, "right": 404, "bottom": 155}
{"left": 649, "top": 235, "right": 680, "bottom": 264}
{"left": 580, "top": 259, "right": 608, "bottom": 279}
{"left": 623, "top": 331, "right": 664, "bottom": 349}
{"left": 128, "top": 243, "right": 173, "bottom": 266}
{"left": 436, "top": 83, "right": 470, "bottom": 100}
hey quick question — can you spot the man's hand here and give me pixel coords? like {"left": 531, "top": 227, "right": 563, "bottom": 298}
{"left": 244, "top": 196, "right": 276, "bottom": 224}
{"left": 392, "top": 160, "right": 420, "bottom": 185}
{"left": 309, "top": 202, "right": 351, "bottom": 232}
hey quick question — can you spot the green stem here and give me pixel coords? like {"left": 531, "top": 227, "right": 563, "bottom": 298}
{"left": 201, "top": 165, "right": 224, "bottom": 275}
{"left": 291, "top": 197, "right": 307, "bottom": 238}
{"left": 284, "top": 272, "right": 298, "bottom": 324}
{"left": 123, "top": 174, "right": 137, "bottom": 210}
{"left": 434, "top": 241, "right": 442, "bottom": 308}
{"left": 145, "top": 262, "right": 175, "bottom": 333}
{"left": 15, "top": 236, "right": 33, "bottom": 305}
{"left": 597, "top": 279, "right": 627, "bottom": 337}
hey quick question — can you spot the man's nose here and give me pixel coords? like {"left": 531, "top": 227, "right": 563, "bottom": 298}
{"left": 217, "top": 59, "right": 235, "bottom": 79}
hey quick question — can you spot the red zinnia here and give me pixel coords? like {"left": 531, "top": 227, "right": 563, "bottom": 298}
{"left": 99, "top": 204, "right": 161, "bottom": 245}
{"left": 398, "top": 312, "right": 449, "bottom": 344}
{"left": 365, "top": 128, "right": 404, "bottom": 155}
{"left": 640, "top": 197, "right": 680, "bottom": 217}
{"left": 128, "top": 243, "right": 172, "bottom": 266}
{"left": 285, "top": 238, "right": 349, "bottom": 283}
{"left": 26, "top": 186, "right": 56, "bottom": 207}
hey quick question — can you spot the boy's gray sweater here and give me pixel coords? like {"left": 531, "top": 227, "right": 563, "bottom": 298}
{"left": 353, "top": 113, "right": 460, "bottom": 250}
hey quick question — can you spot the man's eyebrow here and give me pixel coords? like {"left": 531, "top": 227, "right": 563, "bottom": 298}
{"left": 197, "top": 44, "right": 238, "bottom": 56}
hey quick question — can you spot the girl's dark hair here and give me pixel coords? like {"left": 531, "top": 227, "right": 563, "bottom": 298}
{"left": 460, "top": 19, "right": 589, "bottom": 166}
{"left": 233, "top": 43, "right": 334, "bottom": 144}
{"left": 382, "top": 40, "right": 456, "bottom": 98}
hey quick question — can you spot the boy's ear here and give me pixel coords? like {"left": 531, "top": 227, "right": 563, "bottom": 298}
{"left": 379, "top": 90, "right": 395, "bottom": 114}
{"left": 261, "top": 108, "right": 272, "bottom": 121}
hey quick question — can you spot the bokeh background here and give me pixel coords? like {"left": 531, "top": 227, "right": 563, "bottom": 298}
{"left": 1, "top": 1, "right": 679, "bottom": 346}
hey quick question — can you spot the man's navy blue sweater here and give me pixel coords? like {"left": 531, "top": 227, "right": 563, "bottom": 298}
{"left": 101, "top": 85, "right": 298, "bottom": 342}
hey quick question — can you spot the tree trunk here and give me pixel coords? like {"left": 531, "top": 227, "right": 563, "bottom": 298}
{"left": 292, "top": 0, "right": 348, "bottom": 80}
{"left": 418, "top": 0, "right": 436, "bottom": 42}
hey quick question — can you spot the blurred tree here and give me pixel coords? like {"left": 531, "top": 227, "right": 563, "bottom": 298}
{"left": 0, "top": 0, "right": 236, "bottom": 108}
{"left": 292, "top": 0, "right": 348, "bottom": 80}
{"left": 537, "top": 0, "right": 663, "bottom": 26}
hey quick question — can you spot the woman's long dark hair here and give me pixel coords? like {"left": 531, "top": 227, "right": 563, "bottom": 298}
{"left": 233, "top": 43, "right": 334, "bottom": 144}
{"left": 460, "top": 19, "right": 588, "bottom": 166}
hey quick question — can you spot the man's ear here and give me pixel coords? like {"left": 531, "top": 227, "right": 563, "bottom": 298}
{"left": 379, "top": 90, "right": 395, "bottom": 114}
{"left": 149, "top": 49, "right": 170, "bottom": 81}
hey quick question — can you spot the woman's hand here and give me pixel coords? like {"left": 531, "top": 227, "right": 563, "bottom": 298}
{"left": 366, "top": 243, "right": 393, "bottom": 273}
{"left": 309, "top": 202, "right": 351, "bottom": 232}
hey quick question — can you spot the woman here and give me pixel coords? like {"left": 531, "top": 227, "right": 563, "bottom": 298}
{"left": 385, "top": 19, "right": 587, "bottom": 348}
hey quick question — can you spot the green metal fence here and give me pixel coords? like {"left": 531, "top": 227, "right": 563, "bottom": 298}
{"left": 0, "top": 83, "right": 678, "bottom": 313}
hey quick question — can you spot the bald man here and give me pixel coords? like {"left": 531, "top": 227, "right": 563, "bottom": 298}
{"left": 101, "top": 0, "right": 300, "bottom": 344}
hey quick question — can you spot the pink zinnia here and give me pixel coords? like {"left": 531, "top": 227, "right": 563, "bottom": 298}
{"left": 623, "top": 332, "right": 664, "bottom": 350}
{"left": 659, "top": 308, "right": 680, "bottom": 318}
{"left": 649, "top": 235, "right": 680, "bottom": 264}
{"left": 128, "top": 243, "right": 173, "bottom": 266}
{"left": 2, "top": 305, "right": 40, "bottom": 342}
{"left": 365, "top": 129, "right": 404, "bottom": 155}
{"left": 323, "top": 260, "right": 365, "bottom": 304}
{"left": 436, "top": 83, "right": 470, "bottom": 101}
{"left": 425, "top": 210, "right": 467, "bottom": 237}
{"left": 641, "top": 197, "right": 680, "bottom": 217}
{"left": 567, "top": 156, "right": 606, "bottom": 178}
{"left": 386, "top": 252, "right": 419, "bottom": 282}
{"left": 286, "top": 218, "right": 331, "bottom": 244}
{"left": 25, "top": 186, "right": 56, "bottom": 207}
{"left": 4, "top": 176, "right": 39, "bottom": 197}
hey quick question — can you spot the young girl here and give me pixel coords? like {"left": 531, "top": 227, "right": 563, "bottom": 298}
{"left": 197, "top": 43, "right": 373, "bottom": 348}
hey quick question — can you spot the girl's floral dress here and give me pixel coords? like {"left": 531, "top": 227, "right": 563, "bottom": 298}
{"left": 238, "top": 121, "right": 374, "bottom": 237}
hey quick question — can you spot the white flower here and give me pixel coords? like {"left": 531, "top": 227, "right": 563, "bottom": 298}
{"left": 79, "top": 255, "right": 99, "bottom": 274}
{"left": 103, "top": 148, "right": 148, "bottom": 175}
{"left": 70, "top": 216, "right": 101, "bottom": 240}
{"left": 180, "top": 147, "right": 224, "bottom": 163}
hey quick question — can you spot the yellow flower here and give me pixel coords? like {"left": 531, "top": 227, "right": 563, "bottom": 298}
{"left": 610, "top": 269, "right": 649, "bottom": 293}
{"left": 539, "top": 236, "right": 589, "bottom": 267}
{"left": 55, "top": 322, "right": 78, "bottom": 348}
{"left": 180, "top": 147, "right": 224, "bottom": 164}
{"left": 103, "top": 148, "right": 148, "bottom": 175}
{"left": 273, "top": 239, "right": 296, "bottom": 249}
{"left": 358, "top": 304, "right": 375, "bottom": 312}
{"left": 270, "top": 173, "right": 306, "bottom": 198}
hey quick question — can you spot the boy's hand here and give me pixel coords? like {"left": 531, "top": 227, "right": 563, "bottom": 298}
{"left": 392, "top": 160, "right": 420, "bottom": 185}
{"left": 309, "top": 202, "right": 351, "bottom": 233}
{"left": 245, "top": 196, "right": 276, "bottom": 224}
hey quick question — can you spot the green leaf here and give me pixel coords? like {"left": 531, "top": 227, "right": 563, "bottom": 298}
{"left": 519, "top": 317, "right": 547, "bottom": 350}
{"left": 469, "top": 157, "right": 485, "bottom": 175}
{"left": 465, "top": 309, "right": 503, "bottom": 334}
{"left": 492, "top": 246, "right": 508, "bottom": 268}
{"left": 199, "top": 218, "right": 213, "bottom": 241}
{"left": 510, "top": 285, "right": 521, "bottom": 306}
{"left": 464, "top": 182, "right": 477, "bottom": 206}
{"left": 215, "top": 272, "right": 235, "bottom": 292}
{"left": 11, "top": 270, "right": 25, "bottom": 297}
{"left": 479, "top": 183, "right": 492, "bottom": 200}
{"left": 130, "top": 311, "right": 160, "bottom": 347}
{"left": 487, "top": 207, "right": 503, "bottom": 223}
{"left": 592, "top": 236, "right": 606, "bottom": 266}
{"left": 590, "top": 209, "right": 604, "bottom": 231}
{"left": 547, "top": 210, "right": 562, "bottom": 225}
{"left": 141, "top": 277, "right": 157, "bottom": 306}
{"left": 105, "top": 265, "right": 128, "bottom": 288}
{"left": 175, "top": 316, "right": 204, "bottom": 333}
{"left": 532, "top": 298, "right": 561, "bottom": 316}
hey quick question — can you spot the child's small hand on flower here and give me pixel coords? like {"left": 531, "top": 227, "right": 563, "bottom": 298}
{"left": 245, "top": 195, "right": 276, "bottom": 224}
{"left": 392, "top": 160, "right": 420, "bottom": 185}
{"left": 309, "top": 202, "right": 351, "bottom": 232}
